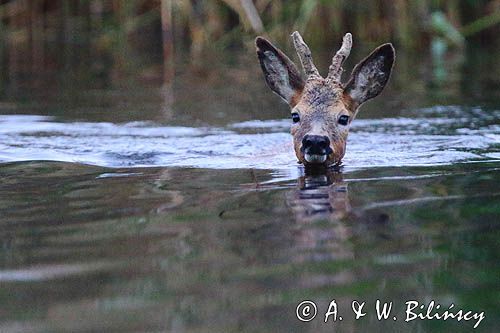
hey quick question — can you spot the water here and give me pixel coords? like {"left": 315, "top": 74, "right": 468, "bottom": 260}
{"left": 1, "top": 105, "right": 498, "bottom": 171}
{"left": 0, "top": 45, "right": 499, "bottom": 332}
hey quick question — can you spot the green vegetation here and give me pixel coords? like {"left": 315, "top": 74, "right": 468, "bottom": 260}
{"left": 0, "top": 0, "right": 498, "bottom": 54}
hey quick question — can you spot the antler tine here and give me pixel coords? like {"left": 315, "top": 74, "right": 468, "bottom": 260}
{"left": 291, "top": 31, "right": 320, "bottom": 78}
{"left": 327, "top": 32, "right": 352, "bottom": 83}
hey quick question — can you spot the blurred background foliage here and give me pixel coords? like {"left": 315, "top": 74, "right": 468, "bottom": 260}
{"left": 0, "top": 0, "right": 499, "bottom": 124}
{"left": 0, "top": 0, "right": 499, "bottom": 64}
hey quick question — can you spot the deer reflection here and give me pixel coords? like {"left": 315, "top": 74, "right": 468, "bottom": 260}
{"left": 286, "top": 168, "right": 353, "bottom": 263}
{"left": 288, "top": 169, "right": 350, "bottom": 222}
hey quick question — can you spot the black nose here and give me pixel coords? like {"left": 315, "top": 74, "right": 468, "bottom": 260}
{"left": 302, "top": 135, "right": 331, "bottom": 154}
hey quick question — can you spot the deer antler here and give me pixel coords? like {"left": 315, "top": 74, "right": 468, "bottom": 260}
{"left": 291, "top": 31, "right": 320, "bottom": 78}
{"left": 327, "top": 33, "right": 352, "bottom": 83}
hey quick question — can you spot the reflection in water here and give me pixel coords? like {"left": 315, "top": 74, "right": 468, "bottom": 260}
{"left": 290, "top": 169, "right": 350, "bottom": 221}
{"left": 287, "top": 169, "right": 352, "bottom": 265}
{"left": 0, "top": 24, "right": 499, "bottom": 332}
{"left": 285, "top": 169, "right": 358, "bottom": 332}
{"left": 0, "top": 162, "right": 499, "bottom": 332}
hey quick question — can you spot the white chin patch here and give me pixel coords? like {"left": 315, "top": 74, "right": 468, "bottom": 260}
{"left": 304, "top": 154, "right": 327, "bottom": 164}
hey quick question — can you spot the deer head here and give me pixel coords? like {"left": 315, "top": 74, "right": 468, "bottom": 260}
{"left": 256, "top": 32, "right": 395, "bottom": 166}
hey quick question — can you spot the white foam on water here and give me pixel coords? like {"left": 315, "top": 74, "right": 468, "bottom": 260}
{"left": 0, "top": 106, "right": 499, "bottom": 173}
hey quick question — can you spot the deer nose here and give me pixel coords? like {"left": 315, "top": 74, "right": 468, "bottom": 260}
{"left": 301, "top": 135, "right": 332, "bottom": 154}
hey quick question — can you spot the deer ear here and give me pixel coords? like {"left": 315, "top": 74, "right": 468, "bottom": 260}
{"left": 344, "top": 43, "right": 395, "bottom": 106}
{"left": 256, "top": 37, "right": 304, "bottom": 106}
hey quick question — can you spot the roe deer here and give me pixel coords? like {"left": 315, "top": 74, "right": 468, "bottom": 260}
{"left": 256, "top": 32, "right": 395, "bottom": 166}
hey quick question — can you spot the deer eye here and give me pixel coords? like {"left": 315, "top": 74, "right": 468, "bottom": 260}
{"left": 291, "top": 113, "right": 300, "bottom": 123}
{"left": 338, "top": 115, "right": 349, "bottom": 126}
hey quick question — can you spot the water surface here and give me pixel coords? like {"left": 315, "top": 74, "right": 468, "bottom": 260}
{"left": 1, "top": 104, "right": 498, "bottom": 171}
{"left": 0, "top": 46, "right": 499, "bottom": 332}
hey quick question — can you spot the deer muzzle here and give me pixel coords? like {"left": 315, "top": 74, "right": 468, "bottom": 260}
{"left": 301, "top": 135, "right": 333, "bottom": 164}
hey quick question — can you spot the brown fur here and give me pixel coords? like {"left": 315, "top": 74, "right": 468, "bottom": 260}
{"left": 256, "top": 34, "right": 395, "bottom": 167}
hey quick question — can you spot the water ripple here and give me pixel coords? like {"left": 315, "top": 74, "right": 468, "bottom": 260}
{"left": 0, "top": 106, "right": 499, "bottom": 170}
